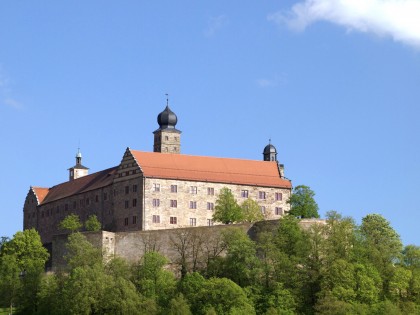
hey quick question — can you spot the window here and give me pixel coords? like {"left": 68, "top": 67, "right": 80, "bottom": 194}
{"left": 125, "top": 200, "right": 129, "bottom": 209}
{"left": 207, "top": 202, "right": 214, "bottom": 210}
{"left": 132, "top": 198, "right": 137, "bottom": 207}
{"left": 171, "top": 185, "right": 177, "bottom": 193}
{"left": 95, "top": 195, "right": 99, "bottom": 202}
{"left": 170, "top": 217, "right": 177, "bottom": 224}
{"left": 259, "top": 191, "right": 266, "bottom": 199}
{"left": 260, "top": 206, "right": 266, "bottom": 214}
{"left": 133, "top": 216, "right": 137, "bottom": 224}
{"left": 189, "top": 201, "right": 197, "bottom": 209}
{"left": 275, "top": 207, "right": 283, "bottom": 215}
{"left": 153, "top": 215, "right": 160, "bottom": 223}
{"left": 124, "top": 218, "right": 129, "bottom": 226}
{"left": 170, "top": 200, "right": 177, "bottom": 208}
{"left": 153, "top": 183, "right": 160, "bottom": 192}
{"left": 207, "top": 219, "right": 213, "bottom": 226}
{"left": 86, "top": 198, "right": 90, "bottom": 205}
{"left": 153, "top": 199, "right": 160, "bottom": 207}
{"left": 56, "top": 206, "right": 59, "bottom": 213}
{"left": 104, "top": 193, "right": 108, "bottom": 200}
{"left": 275, "top": 193, "right": 283, "bottom": 201}
{"left": 125, "top": 186, "right": 129, "bottom": 194}
{"left": 65, "top": 204, "right": 68, "bottom": 211}
{"left": 133, "top": 184, "right": 138, "bottom": 192}
{"left": 73, "top": 201, "right": 77, "bottom": 209}
{"left": 190, "top": 218, "right": 197, "bottom": 226}
{"left": 190, "top": 186, "right": 197, "bottom": 194}
{"left": 207, "top": 187, "right": 214, "bottom": 195}
{"left": 241, "top": 190, "right": 249, "bottom": 198}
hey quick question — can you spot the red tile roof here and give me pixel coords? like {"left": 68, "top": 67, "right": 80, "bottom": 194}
{"left": 32, "top": 187, "right": 49, "bottom": 204}
{"left": 40, "top": 167, "right": 118, "bottom": 205}
{"left": 131, "top": 150, "right": 291, "bottom": 188}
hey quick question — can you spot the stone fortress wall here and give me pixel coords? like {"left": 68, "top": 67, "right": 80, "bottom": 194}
{"left": 51, "top": 219, "right": 326, "bottom": 271}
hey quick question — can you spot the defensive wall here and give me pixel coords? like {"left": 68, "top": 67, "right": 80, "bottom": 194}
{"left": 51, "top": 219, "right": 326, "bottom": 272}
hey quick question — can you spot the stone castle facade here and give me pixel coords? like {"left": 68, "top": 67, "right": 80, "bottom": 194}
{"left": 23, "top": 105, "right": 292, "bottom": 246}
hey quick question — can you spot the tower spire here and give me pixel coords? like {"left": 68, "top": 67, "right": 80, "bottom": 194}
{"left": 68, "top": 147, "right": 89, "bottom": 181}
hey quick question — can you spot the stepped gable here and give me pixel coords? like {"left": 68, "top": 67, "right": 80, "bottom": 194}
{"left": 32, "top": 187, "right": 50, "bottom": 204}
{"left": 130, "top": 150, "right": 291, "bottom": 188}
{"left": 40, "top": 166, "right": 118, "bottom": 205}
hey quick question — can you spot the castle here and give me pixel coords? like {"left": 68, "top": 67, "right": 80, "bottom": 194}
{"left": 23, "top": 105, "right": 292, "bottom": 246}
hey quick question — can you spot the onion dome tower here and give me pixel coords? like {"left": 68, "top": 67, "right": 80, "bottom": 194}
{"left": 68, "top": 148, "right": 89, "bottom": 181}
{"left": 153, "top": 96, "right": 182, "bottom": 154}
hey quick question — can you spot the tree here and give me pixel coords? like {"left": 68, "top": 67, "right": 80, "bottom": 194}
{"left": 84, "top": 214, "right": 101, "bottom": 231}
{"left": 241, "top": 198, "right": 264, "bottom": 223}
{"left": 133, "top": 252, "right": 176, "bottom": 308}
{"left": 0, "top": 229, "right": 49, "bottom": 314}
{"left": 200, "top": 277, "right": 255, "bottom": 314}
{"left": 65, "top": 232, "right": 102, "bottom": 270}
{"left": 360, "top": 214, "right": 402, "bottom": 295}
{"left": 167, "top": 293, "right": 192, "bottom": 315}
{"left": 59, "top": 214, "right": 82, "bottom": 233}
{"left": 212, "top": 187, "right": 243, "bottom": 224}
{"left": 287, "top": 185, "right": 319, "bottom": 218}
{"left": 402, "top": 245, "right": 420, "bottom": 269}
{"left": 220, "top": 228, "right": 260, "bottom": 287}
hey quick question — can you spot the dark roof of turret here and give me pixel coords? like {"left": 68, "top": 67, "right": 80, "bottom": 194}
{"left": 157, "top": 105, "right": 178, "bottom": 129}
{"left": 263, "top": 143, "right": 277, "bottom": 154}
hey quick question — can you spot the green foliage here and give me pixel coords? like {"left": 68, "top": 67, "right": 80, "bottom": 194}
{"left": 213, "top": 187, "right": 243, "bottom": 224}
{"left": 0, "top": 211, "right": 419, "bottom": 314}
{"left": 241, "top": 198, "right": 264, "bottom": 223}
{"left": 287, "top": 185, "right": 319, "bottom": 218}
{"left": 0, "top": 229, "right": 49, "bottom": 314}
{"left": 84, "top": 215, "right": 101, "bottom": 232}
{"left": 403, "top": 245, "right": 420, "bottom": 268}
{"left": 65, "top": 232, "right": 102, "bottom": 269}
{"left": 59, "top": 214, "right": 82, "bottom": 232}
{"left": 133, "top": 251, "right": 176, "bottom": 308}
{"left": 200, "top": 277, "right": 255, "bottom": 314}
{"left": 167, "top": 293, "right": 192, "bottom": 315}
{"left": 220, "top": 228, "right": 260, "bottom": 287}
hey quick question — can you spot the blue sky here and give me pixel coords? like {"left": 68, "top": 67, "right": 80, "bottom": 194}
{"left": 1, "top": 1, "right": 419, "bottom": 245}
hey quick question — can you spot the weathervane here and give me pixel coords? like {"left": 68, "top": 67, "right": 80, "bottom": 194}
{"left": 165, "top": 93, "right": 169, "bottom": 106}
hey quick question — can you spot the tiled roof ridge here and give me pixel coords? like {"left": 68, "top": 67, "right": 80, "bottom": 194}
{"left": 49, "top": 166, "right": 117, "bottom": 189}
{"left": 39, "top": 166, "right": 119, "bottom": 205}
{"left": 130, "top": 149, "right": 271, "bottom": 163}
{"left": 143, "top": 165, "right": 281, "bottom": 178}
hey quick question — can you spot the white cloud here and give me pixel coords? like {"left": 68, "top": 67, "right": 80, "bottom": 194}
{"left": 204, "top": 15, "right": 228, "bottom": 37}
{"left": 269, "top": 0, "right": 420, "bottom": 49}
{"left": 257, "top": 78, "right": 277, "bottom": 87}
{"left": 0, "top": 67, "right": 23, "bottom": 110}
{"left": 4, "top": 98, "right": 23, "bottom": 110}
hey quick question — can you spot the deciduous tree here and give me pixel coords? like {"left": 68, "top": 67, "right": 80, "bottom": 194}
{"left": 59, "top": 214, "right": 82, "bottom": 233}
{"left": 213, "top": 187, "right": 243, "bottom": 224}
{"left": 287, "top": 185, "right": 319, "bottom": 218}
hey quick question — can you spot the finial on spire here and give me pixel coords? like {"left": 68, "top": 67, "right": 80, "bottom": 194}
{"left": 165, "top": 93, "right": 169, "bottom": 107}
{"left": 269, "top": 138, "right": 271, "bottom": 144}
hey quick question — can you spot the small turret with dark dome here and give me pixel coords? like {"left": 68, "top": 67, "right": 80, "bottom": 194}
{"left": 263, "top": 140, "right": 277, "bottom": 162}
{"left": 153, "top": 96, "right": 182, "bottom": 154}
